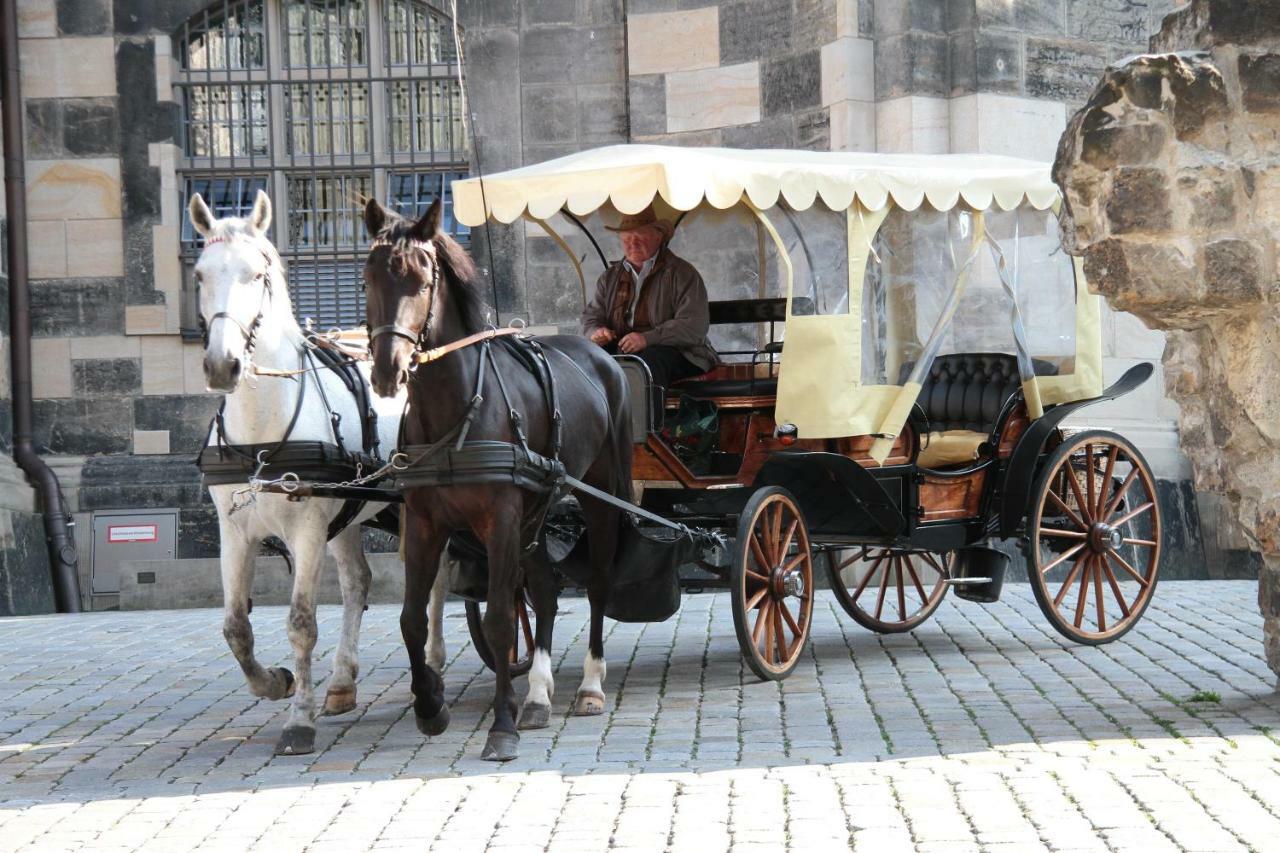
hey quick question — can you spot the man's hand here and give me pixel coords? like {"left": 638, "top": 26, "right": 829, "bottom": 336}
{"left": 589, "top": 328, "right": 616, "bottom": 346}
{"left": 618, "top": 332, "right": 648, "bottom": 354}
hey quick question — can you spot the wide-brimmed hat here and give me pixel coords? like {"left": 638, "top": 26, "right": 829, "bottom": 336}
{"left": 605, "top": 206, "right": 674, "bottom": 241}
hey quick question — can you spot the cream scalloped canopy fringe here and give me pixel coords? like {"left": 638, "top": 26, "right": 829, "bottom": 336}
{"left": 452, "top": 144, "right": 1064, "bottom": 226}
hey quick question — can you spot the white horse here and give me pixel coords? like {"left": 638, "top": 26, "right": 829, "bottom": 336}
{"left": 189, "top": 190, "right": 448, "bottom": 756}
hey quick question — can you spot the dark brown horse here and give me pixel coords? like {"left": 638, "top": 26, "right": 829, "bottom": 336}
{"left": 362, "top": 198, "right": 632, "bottom": 761}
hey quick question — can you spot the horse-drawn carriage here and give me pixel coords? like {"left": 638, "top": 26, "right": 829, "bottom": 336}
{"left": 192, "top": 144, "right": 1163, "bottom": 759}
{"left": 441, "top": 145, "right": 1163, "bottom": 682}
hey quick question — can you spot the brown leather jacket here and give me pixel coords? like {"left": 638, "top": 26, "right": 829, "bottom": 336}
{"left": 581, "top": 247, "right": 717, "bottom": 372}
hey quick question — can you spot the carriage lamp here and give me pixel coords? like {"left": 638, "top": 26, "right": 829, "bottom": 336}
{"left": 775, "top": 423, "right": 799, "bottom": 446}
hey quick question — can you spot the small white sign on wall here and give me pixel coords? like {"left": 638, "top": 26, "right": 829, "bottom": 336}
{"left": 107, "top": 524, "right": 159, "bottom": 544}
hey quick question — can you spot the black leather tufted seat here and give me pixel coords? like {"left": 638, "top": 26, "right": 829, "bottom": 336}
{"left": 903, "top": 353, "right": 1058, "bottom": 434}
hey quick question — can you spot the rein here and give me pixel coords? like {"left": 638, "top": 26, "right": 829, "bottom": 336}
{"left": 416, "top": 327, "right": 525, "bottom": 364}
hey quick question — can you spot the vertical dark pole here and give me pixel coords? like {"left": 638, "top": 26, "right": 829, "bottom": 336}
{"left": 1, "top": 0, "right": 83, "bottom": 612}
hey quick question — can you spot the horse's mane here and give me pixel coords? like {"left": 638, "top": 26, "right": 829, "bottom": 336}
{"left": 375, "top": 217, "right": 487, "bottom": 335}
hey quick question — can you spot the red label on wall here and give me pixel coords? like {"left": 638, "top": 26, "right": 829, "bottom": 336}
{"left": 107, "top": 524, "right": 158, "bottom": 544}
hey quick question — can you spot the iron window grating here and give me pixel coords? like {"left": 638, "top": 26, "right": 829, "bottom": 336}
{"left": 176, "top": 0, "right": 469, "bottom": 334}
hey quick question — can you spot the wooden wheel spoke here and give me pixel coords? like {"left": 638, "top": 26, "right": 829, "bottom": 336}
{"left": 1039, "top": 527, "right": 1087, "bottom": 539}
{"left": 835, "top": 553, "right": 862, "bottom": 572}
{"left": 744, "top": 586, "right": 769, "bottom": 612}
{"left": 1073, "top": 556, "right": 1093, "bottom": 629}
{"left": 783, "top": 552, "right": 808, "bottom": 572}
{"left": 1123, "top": 538, "right": 1157, "bottom": 547}
{"left": 1110, "top": 501, "right": 1154, "bottom": 529}
{"left": 1053, "top": 552, "right": 1088, "bottom": 608}
{"left": 771, "top": 604, "right": 786, "bottom": 664}
{"left": 1102, "top": 467, "right": 1138, "bottom": 519}
{"left": 779, "top": 597, "right": 802, "bottom": 638}
{"left": 778, "top": 518, "right": 799, "bottom": 564}
{"left": 1064, "top": 462, "right": 1093, "bottom": 525}
{"left": 874, "top": 559, "right": 892, "bottom": 620}
{"left": 769, "top": 504, "right": 784, "bottom": 566}
{"left": 1097, "top": 445, "right": 1119, "bottom": 517}
{"left": 850, "top": 554, "right": 886, "bottom": 602}
{"left": 744, "top": 568, "right": 771, "bottom": 586}
{"left": 753, "top": 598, "right": 773, "bottom": 650}
{"left": 1100, "top": 557, "right": 1132, "bottom": 618}
{"left": 896, "top": 561, "right": 907, "bottom": 622}
{"left": 1093, "top": 555, "right": 1107, "bottom": 632}
{"left": 750, "top": 534, "right": 772, "bottom": 574}
{"left": 1040, "top": 541, "right": 1086, "bottom": 575}
{"left": 1046, "top": 489, "right": 1089, "bottom": 532}
{"left": 919, "top": 552, "right": 946, "bottom": 576}
{"left": 1085, "top": 444, "right": 1097, "bottom": 523}
{"left": 1106, "top": 548, "right": 1151, "bottom": 588}
{"left": 904, "top": 557, "right": 929, "bottom": 602}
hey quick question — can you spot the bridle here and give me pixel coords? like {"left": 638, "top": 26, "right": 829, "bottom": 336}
{"left": 367, "top": 238, "right": 441, "bottom": 362}
{"left": 197, "top": 235, "right": 275, "bottom": 359}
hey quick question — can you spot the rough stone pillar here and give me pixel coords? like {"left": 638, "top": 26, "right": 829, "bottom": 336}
{"left": 1054, "top": 0, "right": 1280, "bottom": 681}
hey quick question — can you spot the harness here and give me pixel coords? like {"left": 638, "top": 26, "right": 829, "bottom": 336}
{"left": 393, "top": 333, "right": 565, "bottom": 553}
{"left": 194, "top": 239, "right": 391, "bottom": 540}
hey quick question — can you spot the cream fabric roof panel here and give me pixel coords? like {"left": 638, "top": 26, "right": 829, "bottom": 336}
{"left": 453, "top": 144, "right": 1061, "bottom": 226}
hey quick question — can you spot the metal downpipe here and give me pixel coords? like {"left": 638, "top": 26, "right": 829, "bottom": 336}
{"left": 1, "top": 0, "right": 82, "bottom": 612}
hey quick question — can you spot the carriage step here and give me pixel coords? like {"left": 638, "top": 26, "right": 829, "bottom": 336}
{"left": 944, "top": 577, "right": 993, "bottom": 585}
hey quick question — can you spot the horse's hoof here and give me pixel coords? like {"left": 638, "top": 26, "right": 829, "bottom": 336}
{"left": 573, "top": 690, "right": 606, "bottom": 716}
{"left": 321, "top": 687, "right": 357, "bottom": 716}
{"left": 481, "top": 731, "right": 519, "bottom": 762}
{"left": 414, "top": 703, "right": 450, "bottom": 737}
{"left": 273, "top": 726, "right": 315, "bottom": 756}
{"left": 267, "top": 667, "right": 296, "bottom": 700}
{"left": 518, "top": 702, "right": 552, "bottom": 730}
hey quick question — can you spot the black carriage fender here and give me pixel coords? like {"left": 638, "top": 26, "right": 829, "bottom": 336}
{"left": 997, "top": 362, "right": 1154, "bottom": 537}
{"left": 754, "top": 451, "right": 906, "bottom": 537}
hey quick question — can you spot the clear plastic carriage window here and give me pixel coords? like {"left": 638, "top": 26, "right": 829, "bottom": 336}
{"left": 861, "top": 204, "right": 1078, "bottom": 385}
{"left": 768, "top": 203, "right": 849, "bottom": 317}
{"left": 861, "top": 205, "right": 972, "bottom": 385}
{"left": 983, "top": 207, "right": 1077, "bottom": 375}
{"left": 669, "top": 205, "right": 786, "bottom": 360}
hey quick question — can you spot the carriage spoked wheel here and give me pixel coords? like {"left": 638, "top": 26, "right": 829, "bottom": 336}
{"left": 1027, "top": 429, "right": 1162, "bottom": 645}
{"left": 825, "top": 548, "right": 950, "bottom": 633}
{"left": 731, "top": 486, "right": 815, "bottom": 681}
{"left": 464, "top": 587, "right": 536, "bottom": 677}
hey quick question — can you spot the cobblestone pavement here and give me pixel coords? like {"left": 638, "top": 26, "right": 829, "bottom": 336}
{"left": 2, "top": 581, "right": 1279, "bottom": 852}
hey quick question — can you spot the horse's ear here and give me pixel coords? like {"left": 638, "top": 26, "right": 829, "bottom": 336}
{"left": 409, "top": 198, "right": 443, "bottom": 243}
{"left": 364, "top": 197, "right": 388, "bottom": 240}
{"left": 249, "top": 190, "right": 272, "bottom": 234}
{"left": 188, "top": 193, "right": 216, "bottom": 237}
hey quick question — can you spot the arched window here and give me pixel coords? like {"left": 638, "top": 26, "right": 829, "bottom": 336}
{"left": 176, "top": 0, "right": 468, "bottom": 331}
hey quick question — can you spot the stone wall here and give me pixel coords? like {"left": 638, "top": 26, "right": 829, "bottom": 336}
{"left": 1054, "top": 0, "right": 1280, "bottom": 674}
{"left": 17, "top": 0, "right": 221, "bottom": 604}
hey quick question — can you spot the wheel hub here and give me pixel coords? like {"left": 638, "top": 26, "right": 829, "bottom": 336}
{"left": 772, "top": 566, "right": 805, "bottom": 599}
{"left": 1088, "top": 522, "right": 1123, "bottom": 553}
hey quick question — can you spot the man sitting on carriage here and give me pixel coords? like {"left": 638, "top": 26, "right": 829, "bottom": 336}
{"left": 581, "top": 206, "right": 717, "bottom": 388}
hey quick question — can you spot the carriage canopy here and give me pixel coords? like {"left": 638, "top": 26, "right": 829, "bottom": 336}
{"left": 453, "top": 145, "right": 1102, "bottom": 462}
